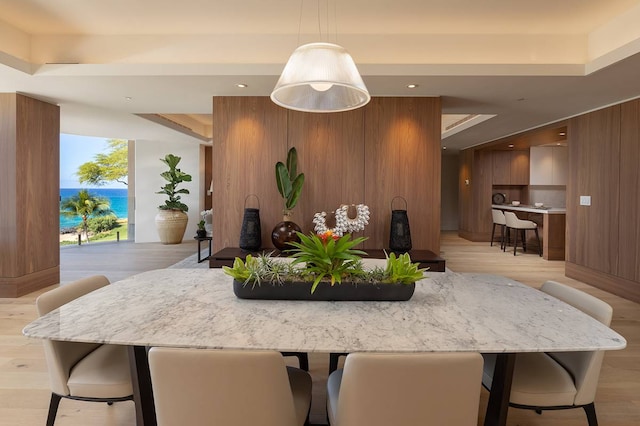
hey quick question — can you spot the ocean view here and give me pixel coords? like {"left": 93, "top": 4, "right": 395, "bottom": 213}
{"left": 60, "top": 188, "right": 128, "bottom": 231}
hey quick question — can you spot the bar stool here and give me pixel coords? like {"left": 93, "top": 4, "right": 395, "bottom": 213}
{"left": 504, "top": 211, "right": 542, "bottom": 256}
{"left": 491, "top": 209, "right": 507, "bottom": 249}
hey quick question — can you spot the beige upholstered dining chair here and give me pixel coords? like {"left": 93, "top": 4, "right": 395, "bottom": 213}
{"left": 503, "top": 211, "right": 542, "bottom": 256}
{"left": 482, "top": 280, "right": 613, "bottom": 426}
{"left": 148, "top": 347, "right": 312, "bottom": 426}
{"left": 491, "top": 209, "right": 507, "bottom": 249}
{"left": 326, "top": 352, "right": 483, "bottom": 426}
{"left": 35, "top": 275, "right": 133, "bottom": 426}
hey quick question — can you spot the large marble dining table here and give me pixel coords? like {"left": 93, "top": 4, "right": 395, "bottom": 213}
{"left": 23, "top": 267, "right": 626, "bottom": 426}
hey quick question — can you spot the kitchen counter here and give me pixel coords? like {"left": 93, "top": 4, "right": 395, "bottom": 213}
{"left": 492, "top": 204, "right": 567, "bottom": 214}
{"left": 492, "top": 205, "right": 566, "bottom": 261}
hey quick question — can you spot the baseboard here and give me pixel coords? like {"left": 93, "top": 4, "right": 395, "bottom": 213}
{"left": 0, "top": 266, "right": 59, "bottom": 298}
{"left": 565, "top": 262, "right": 640, "bottom": 303}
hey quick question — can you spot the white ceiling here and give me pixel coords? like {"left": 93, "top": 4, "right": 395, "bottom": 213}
{"left": 2, "top": 0, "right": 640, "bottom": 151}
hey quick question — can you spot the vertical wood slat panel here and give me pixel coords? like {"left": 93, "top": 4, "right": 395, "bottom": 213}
{"left": 567, "top": 106, "right": 620, "bottom": 273}
{"left": 473, "top": 150, "right": 493, "bottom": 237}
{"left": 619, "top": 100, "right": 640, "bottom": 282}
{"left": 212, "top": 96, "right": 441, "bottom": 254}
{"left": 363, "top": 97, "right": 441, "bottom": 252}
{"left": 457, "top": 149, "right": 473, "bottom": 236}
{"left": 0, "top": 94, "right": 18, "bottom": 276}
{"left": 212, "top": 97, "right": 288, "bottom": 252}
{"left": 0, "top": 94, "right": 59, "bottom": 297}
{"left": 16, "top": 95, "right": 60, "bottom": 274}
{"left": 288, "top": 109, "right": 365, "bottom": 235}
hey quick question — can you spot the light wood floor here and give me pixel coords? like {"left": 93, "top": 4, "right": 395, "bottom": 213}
{"left": 1, "top": 234, "right": 638, "bottom": 425}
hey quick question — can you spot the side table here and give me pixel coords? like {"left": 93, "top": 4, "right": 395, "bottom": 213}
{"left": 194, "top": 236, "right": 212, "bottom": 263}
{"left": 209, "top": 247, "right": 445, "bottom": 271}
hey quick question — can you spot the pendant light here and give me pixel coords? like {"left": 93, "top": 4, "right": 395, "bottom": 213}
{"left": 271, "top": 2, "right": 370, "bottom": 113}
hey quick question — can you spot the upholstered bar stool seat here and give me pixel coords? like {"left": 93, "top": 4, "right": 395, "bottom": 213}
{"left": 503, "top": 211, "right": 542, "bottom": 256}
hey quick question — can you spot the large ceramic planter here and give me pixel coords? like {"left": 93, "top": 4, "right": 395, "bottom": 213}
{"left": 155, "top": 209, "right": 188, "bottom": 244}
{"left": 233, "top": 279, "right": 415, "bottom": 301}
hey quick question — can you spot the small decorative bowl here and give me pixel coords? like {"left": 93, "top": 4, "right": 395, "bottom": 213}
{"left": 511, "top": 201, "right": 520, "bottom": 206}
{"left": 534, "top": 202, "right": 544, "bottom": 208}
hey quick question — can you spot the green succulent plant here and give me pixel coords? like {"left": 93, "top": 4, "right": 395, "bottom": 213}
{"left": 222, "top": 233, "right": 428, "bottom": 294}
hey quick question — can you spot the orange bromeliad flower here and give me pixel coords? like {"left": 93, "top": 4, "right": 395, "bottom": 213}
{"left": 318, "top": 230, "right": 339, "bottom": 243}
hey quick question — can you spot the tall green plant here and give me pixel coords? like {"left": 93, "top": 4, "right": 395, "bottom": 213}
{"left": 157, "top": 154, "right": 192, "bottom": 212}
{"left": 275, "top": 147, "right": 305, "bottom": 216}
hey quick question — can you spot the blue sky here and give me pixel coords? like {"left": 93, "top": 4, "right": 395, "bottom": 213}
{"left": 60, "top": 134, "right": 127, "bottom": 189}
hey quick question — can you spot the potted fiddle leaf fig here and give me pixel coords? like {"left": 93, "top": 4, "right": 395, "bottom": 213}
{"left": 271, "top": 147, "right": 305, "bottom": 250}
{"left": 155, "top": 154, "right": 192, "bottom": 244}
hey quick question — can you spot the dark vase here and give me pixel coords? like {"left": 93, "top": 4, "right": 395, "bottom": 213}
{"left": 196, "top": 229, "right": 207, "bottom": 238}
{"left": 389, "top": 197, "right": 412, "bottom": 252}
{"left": 271, "top": 220, "right": 302, "bottom": 251}
{"left": 239, "top": 195, "right": 262, "bottom": 251}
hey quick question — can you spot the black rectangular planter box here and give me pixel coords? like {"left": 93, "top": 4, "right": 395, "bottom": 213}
{"left": 232, "top": 279, "right": 415, "bottom": 301}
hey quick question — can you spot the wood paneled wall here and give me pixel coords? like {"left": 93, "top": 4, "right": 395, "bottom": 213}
{"left": 363, "top": 98, "right": 442, "bottom": 250}
{"left": 0, "top": 94, "right": 60, "bottom": 297}
{"left": 567, "top": 106, "right": 621, "bottom": 273}
{"left": 212, "top": 97, "right": 288, "bottom": 251}
{"left": 212, "top": 96, "right": 442, "bottom": 253}
{"left": 566, "top": 99, "right": 640, "bottom": 302}
{"left": 619, "top": 100, "right": 640, "bottom": 283}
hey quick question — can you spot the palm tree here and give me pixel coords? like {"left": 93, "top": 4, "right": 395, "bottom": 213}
{"left": 60, "top": 189, "right": 113, "bottom": 242}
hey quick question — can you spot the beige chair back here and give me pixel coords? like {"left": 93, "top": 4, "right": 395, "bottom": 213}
{"left": 541, "top": 281, "right": 613, "bottom": 405}
{"left": 333, "top": 352, "right": 483, "bottom": 426}
{"left": 492, "top": 209, "right": 506, "bottom": 225}
{"left": 35, "top": 275, "right": 110, "bottom": 396}
{"left": 148, "top": 348, "right": 301, "bottom": 426}
{"left": 504, "top": 211, "right": 536, "bottom": 229}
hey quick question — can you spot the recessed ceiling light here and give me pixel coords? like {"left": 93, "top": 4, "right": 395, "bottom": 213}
{"left": 442, "top": 146, "right": 447, "bottom": 150}
{"left": 407, "top": 84, "right": 418, "bottom": 89}
{"left": 508, "top": 144, "right": 514, "bottom": 148}
{"left": 559, "top": 132, "right": 566, "bottom": 136}
{"left": 236, "top": 83, "right": 248, "bottom": 88}
{"left": 124, "top": 96, "right": 132, "bottom": 101}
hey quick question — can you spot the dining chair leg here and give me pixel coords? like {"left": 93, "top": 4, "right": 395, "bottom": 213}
{"left": 46, "top": 393, "right": 62, "bottom": 426}
{"left": 500, "top": 225, "right": 505, "bottom": 250}
{"left": 513, "top": 229, "right": 518, "bottom": 256}
{"left": 583, "top": 402, "right": 599, "bottom": 426}
{"left": 491, "top": 223, "right": 496, "bottom": 247}
{"left": 522, "top": 229, "right": 527, "bottom": 252}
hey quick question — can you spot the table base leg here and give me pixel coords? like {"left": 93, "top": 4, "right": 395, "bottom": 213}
{"left": 484, "top": 353, "right": 515, "bottom": 426}
{"left": 128, "top": 346, "right": 157, "bottom": 426}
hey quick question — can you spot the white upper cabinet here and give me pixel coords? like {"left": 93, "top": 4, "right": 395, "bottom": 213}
{"left": 530, "top": 146, "right": 567, "bottom": 185}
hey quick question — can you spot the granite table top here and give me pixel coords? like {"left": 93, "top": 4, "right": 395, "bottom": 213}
{"left": 23, "top": 268, "right": 626, "bottom": 354}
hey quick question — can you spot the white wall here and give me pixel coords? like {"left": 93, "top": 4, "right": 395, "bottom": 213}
{"left": 135, "top": 139, "right": 202, "bottom": 243}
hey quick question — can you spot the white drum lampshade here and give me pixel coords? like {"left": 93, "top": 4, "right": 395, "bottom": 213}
{"left": 271, "top": 42, "right": 370, "bottom": 113}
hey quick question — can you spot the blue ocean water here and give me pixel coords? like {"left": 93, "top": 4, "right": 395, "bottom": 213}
{"left": 60, "top": 188, "right": 128, "bottom": 230}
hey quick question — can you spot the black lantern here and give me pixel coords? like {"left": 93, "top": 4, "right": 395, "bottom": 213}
{"left": 389, "top": 196, "right": 412, "bottom": 252}
{"left": 239, "top": 195, "right": 261, "bottom": 251}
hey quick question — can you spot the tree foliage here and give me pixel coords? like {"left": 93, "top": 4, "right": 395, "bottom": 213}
{"left": 77, "top": 139, "right": 128, "bottom": 186}
{"left": 60, "top": 189, "right": 114, "bottom": 242}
